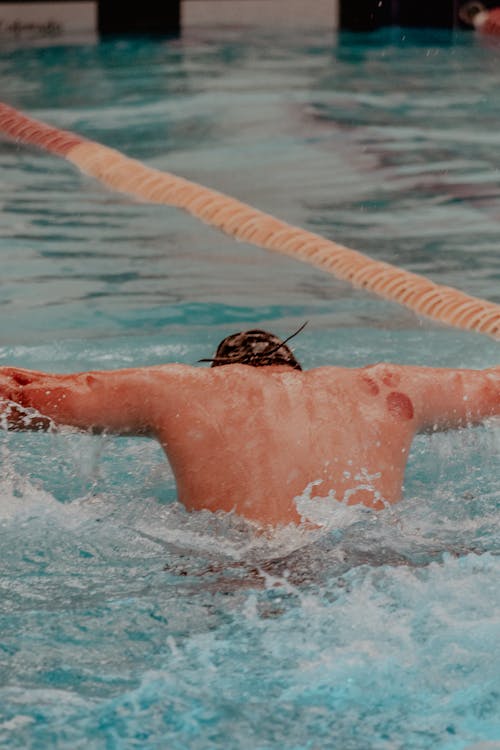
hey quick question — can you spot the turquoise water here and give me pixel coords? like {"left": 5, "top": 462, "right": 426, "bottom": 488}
{"left": 1, "top": 27, "right": 500, "bottom": 750}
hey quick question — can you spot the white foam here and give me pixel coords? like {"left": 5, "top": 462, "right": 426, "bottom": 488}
{"left": 0, "top": 472, "right": 60, "bottom": 521}
{"left": 295, "top": 478, "right": 381, "bottom": 528}
{"left": 129, "top": 499, "right": 318, "bottom": 563}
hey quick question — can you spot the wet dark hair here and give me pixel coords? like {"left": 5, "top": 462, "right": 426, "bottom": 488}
{"left": 199, "top": 323, "right": 306, "bottom": 370}
{"left": 458, "top": 1, "right": 485, "bottom": 24}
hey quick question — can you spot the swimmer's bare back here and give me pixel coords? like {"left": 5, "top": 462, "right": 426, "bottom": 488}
{"left": 0, "top": 362, "right": 498, "bottom": 527}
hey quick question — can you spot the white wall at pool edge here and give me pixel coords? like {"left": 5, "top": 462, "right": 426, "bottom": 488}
{"left": 182, "top": 0, "right": 339, "bottom": 29}
{"left": 0, "top": 3, "right": 96, "bottom": 35}
{"left": 0, "top": 0, "right": 339, "bottom": 36}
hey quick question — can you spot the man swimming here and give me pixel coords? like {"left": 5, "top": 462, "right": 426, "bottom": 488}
{"left": 0, "top": 329, "right": 499, "bottom": 527}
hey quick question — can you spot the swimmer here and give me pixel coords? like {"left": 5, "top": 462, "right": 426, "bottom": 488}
{"left": 0, "top": 329, "right": 499, "bottom": 527}
{"left": 459, "top": 1, "right": 500, "bottom": 33}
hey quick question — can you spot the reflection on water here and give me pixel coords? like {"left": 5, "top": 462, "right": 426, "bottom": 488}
{"left": 1, "top": 27, "right": 500, "bottom": 750}
{"left": 1, "top": 432, "right": 499, "bottom": 748}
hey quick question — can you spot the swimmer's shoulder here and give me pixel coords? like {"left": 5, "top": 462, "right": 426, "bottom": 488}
{"left": 145, "top": 362, "right": 274, "bottom": 389}
{"left": 303, "top": 363, "right": 373, "bottom": 384}
{"left": 304, "top": 362, "right": 419, "bottom": 395}
{"left": 143, "top": 362, "right": 415, "bottom": 389}
{"left": 137, "top": 363, "right": 212, "bottom": 391}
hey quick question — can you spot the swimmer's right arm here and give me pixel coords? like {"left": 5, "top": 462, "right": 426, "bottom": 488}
{"left": 0, "top": 365, "right": 169, "bottom": 436}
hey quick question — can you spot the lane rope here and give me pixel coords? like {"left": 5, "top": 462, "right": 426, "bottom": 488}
{"left": 1, "top": 101, "right": 499, "bottom": 340}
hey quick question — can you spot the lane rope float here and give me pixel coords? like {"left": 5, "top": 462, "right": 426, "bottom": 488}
{"left": 1, "top": 101, "right": 499, "bottom": 340}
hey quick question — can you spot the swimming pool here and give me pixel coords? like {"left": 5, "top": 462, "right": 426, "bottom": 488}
{"left": 1, "top": 27, "right": 499, "bottom": 750}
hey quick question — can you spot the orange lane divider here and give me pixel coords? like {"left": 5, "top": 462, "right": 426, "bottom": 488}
{"left": 1, "top": 101, "right": 499, "bottom": 340}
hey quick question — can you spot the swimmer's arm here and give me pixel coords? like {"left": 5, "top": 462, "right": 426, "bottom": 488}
{"left": 402, "top": 365, "right": 500, "bottom": 432}
{"left": 0, "top": 366, "right": 162, "bottom": 436}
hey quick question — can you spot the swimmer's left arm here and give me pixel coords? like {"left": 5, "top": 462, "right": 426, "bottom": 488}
{"left": 0, "top": 366, "right": 160, "bottom": 436}
{"left": 401, "top": 365, "right": 500, "bottom": 432}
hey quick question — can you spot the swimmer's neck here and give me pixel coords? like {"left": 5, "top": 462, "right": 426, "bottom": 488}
{"left": 220, "top": 364, "right": 301, "bottom": 374}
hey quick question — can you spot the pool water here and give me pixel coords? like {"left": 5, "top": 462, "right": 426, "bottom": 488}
{"left": 1, "top": 27, "right": 500, "bottom": 750}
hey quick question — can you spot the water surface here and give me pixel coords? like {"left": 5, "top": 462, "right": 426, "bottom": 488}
{"left": 0, "top": 27, "right": 499, "bottom": 750}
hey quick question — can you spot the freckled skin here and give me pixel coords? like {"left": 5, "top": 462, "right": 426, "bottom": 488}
{"left": 381, "top": 369, "right": 401, "bottom": 388}
{"left": 11, "top": 372, "right": 32, "bottom": 386}
{"left": 359, "top": 373, "right": 380, "bottom": 396}
{"left": 386, "top": 391, "right": 414, "bottom": 421}
{"left": 0, "top": 361, "right": 499, "bottom": 528}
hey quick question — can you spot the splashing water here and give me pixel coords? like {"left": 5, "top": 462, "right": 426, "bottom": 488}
{"left": 1, "top": 26, "right": 500, "bottom": 750}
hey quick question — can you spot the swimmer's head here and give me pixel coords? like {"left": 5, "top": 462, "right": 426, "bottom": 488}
{"left": 459, "top": 1, "right": 486, "bottom": 25}
{"left": 200, "top": 323, "right": 306, "bottom": 370}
